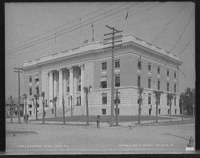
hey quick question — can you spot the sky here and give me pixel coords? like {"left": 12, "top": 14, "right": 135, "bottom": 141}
{"left": 5, "top": 2, "right": 195, "bottom": 100}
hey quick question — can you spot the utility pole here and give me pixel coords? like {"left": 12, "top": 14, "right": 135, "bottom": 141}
{"left": 23, "top": 94, "right": 28, "bottom": 123}
{"left": 104, "top": 25, "right": 123, "bottom": 127}
{"left": 9, "top": 96, "right": 14, "bottom": 123}
{"left": 14, "top": 67, "right": 23, "bottom": 124}
{"left": 115, "top": 89, "right": 119, "bottom": 126}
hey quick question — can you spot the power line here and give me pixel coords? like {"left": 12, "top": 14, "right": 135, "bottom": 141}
{"left": 7, "top": 3, "right": 132, "bottom": 54}
{"left": 152, "top": 5, "right": 187, "bottom": 43}
{"left": 169, "top": 9, "right": 193, "bottom": 53}
{"left": 7, "top": 3, "right": 118, "bottom": 52}
{"left": 178, "top": 38, "right": 193, "bottom": 56}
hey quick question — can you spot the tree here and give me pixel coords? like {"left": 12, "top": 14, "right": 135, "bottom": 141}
{"left": 153, "top": 90, "right": 163, "bottom": 123}
{"left": 179, "top": 88, "right": 195, "bottom": 115}
{"left": 137, "top": 87, "right": 143, "bottom": 124}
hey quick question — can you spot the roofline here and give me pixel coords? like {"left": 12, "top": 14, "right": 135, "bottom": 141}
{"left": 23, "top": 35, "right": 182, "bottom": 70}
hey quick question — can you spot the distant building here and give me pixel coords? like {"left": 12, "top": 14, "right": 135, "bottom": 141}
{"left": 22, "top": 35, "right": 182, "bottom": 119}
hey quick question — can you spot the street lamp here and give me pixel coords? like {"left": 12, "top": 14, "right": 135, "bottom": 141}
{"left": 84, "top": 85, "right": 92, "bottom": 125}
{"left": 23, "top": 93, "right": 27, "bottom": 123}
{"left": 41, "top": 92, "right": 45, "bottom": 124}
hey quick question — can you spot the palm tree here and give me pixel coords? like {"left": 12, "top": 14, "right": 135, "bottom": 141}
{"left": 153, "top": 90, "right": 163, "bottom": 123}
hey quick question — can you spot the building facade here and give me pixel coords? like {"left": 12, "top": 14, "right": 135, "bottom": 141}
{"left": 23, "top": 35, "right": 182, "bottom": 119}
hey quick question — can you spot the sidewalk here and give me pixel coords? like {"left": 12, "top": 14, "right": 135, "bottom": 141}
{"left": 6, "top": 116, "right": 194, "bottom": 129}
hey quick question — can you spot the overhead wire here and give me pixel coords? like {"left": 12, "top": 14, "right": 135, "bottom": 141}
{"left": 7, "top": 3, "right": 133, "bottom": 54}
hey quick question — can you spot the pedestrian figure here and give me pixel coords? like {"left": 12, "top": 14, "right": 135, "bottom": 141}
{"left": 96, "top": 115, "right": 100, "bottom": 128}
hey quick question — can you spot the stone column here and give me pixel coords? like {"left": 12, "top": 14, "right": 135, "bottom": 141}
{"left": 81, "top": 64, "right": 85, "bottom": 114}
{"left": 49, "top": 71, "right": 53, "bottom": 103}
{"left": 59, "top": 69, "right": 63, "bottom": 107}
{"left": 69, "top": 67, "right": 74, "bottom": 105}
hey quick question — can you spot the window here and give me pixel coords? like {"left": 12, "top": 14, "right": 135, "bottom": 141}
{"left": 167, "top": 95, "right": 169, "bottom": 106}
{"left": 101, "top": 80, "right": 107, "bottom": 88}
{"left": 174, "top": 72, "right": 176, "bottom": 79}
{"left": 148, "top": 78, "right": 151, "bottom": 89}
{"left": 115, "top": 59, "right": 120, "bottom": 68}
{"left": 167, "top": 82, "right": 169, "bottom": 91}
{"left": 167, "top": 69, "right": 169, "bottom": 77}
{"left": 174, "top": 84, "right": 176, "bottom": 93}
{"left": 137, "top": 76, "right": 141, "bottom": 87}
{"left": 29, "top": 111, "right": 32, "bottom": 116}
{"left": 77, "top": 96, "right": 81, "bottom": 106}
{"left": 115, "top": 74, "right": 120, "bottom": 87}
{"left": 29, "top": 87, "right": 32, "bottom": 95}
{"left": 148, "top": 63, "right": 151, "bottom": 72}
{"left": 159, "top": 109, "right": 161, "bottom": 114}
{"left": 102, "top": 109, "right": 106, "bottom": 115}
{"left": 29, "top": 104, "right": 32, "bottom": 108}
{"left": 67, "top": 86, "right": 70, "bottom": 92}
{"left": 157, "top": 67, "right": 160, "bottom": 74}
{"left": 102, "top": 62, "right": 107, "bottom": 71}
{"left": 78, "top": 85, "right": 81, "bottom": 91}
{"left": 175, "top": 109, "right": 177, "bottom": 115}
{"left": 168, "top": 109, "right": 170, "bottom": 115}
{"left": 174, "top": 97, "right": 176, "bottom": 106}
{"left": 138, "top": 60, "right": 141, "bottom": 70}
{"left": 102, "top": 93, "right": 107, "bottom": 104}
{"left": 35, "top": 78, "right": 39, "bottom": 83}
{"left": 148, "top": 94, "right": 151, "bottom": 104}
{"left": 29, "top": 76, "right": 32, "bottom": 82}
{"left": 36, "top": 87, "right": 39, "bottom": 95}
{"left": 157, "top": 80, "right": 160, "bottom": 90}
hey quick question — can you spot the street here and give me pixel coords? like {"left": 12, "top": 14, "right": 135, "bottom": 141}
{"left": 6, "top": 120, "right": 195, "bottom": 154}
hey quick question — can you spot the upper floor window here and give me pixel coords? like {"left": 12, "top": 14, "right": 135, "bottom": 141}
{"left": 167, "top": 69, "right": 169, "bottom": 77}
{"left": 102, "top": 93, "right": 107, "bottom": 104}
{"left": 29, "top": 76, "right": 32, "bottom": 82}
{"left": 36, "top": 86, "right": 39, "bottom": 95}
{"left": 102, "top": 62, "right": 107, "bottom": 71}
{"left": 115, "top": 74, "right": 120, "bottom": 87}
{"left": 157, "top": 80, "right": 160, "bottom": 90}
{"left": 174, "top": 84, "right": 176, "bottom": 93}
{"left": 138, "top": 60, "right": 142, "bottom": 70}
{"left": 174, "top": 72, "right": 176, "bottom": 79}
{"left": 148, "top": 78, "right": 151, "bottom": 89}
{"left": 101, "top": 80, "right": 107, "bottom": 88}
{"left": 148, "top": 63, "right": 151, "bottom": 72}
{"left": 157, "top": 66, "right": 160, "bottom": 74}
{"left": 148, "top": 93, "right": 151, "bottom": 104}
{"left": 137, "top": 76, "right": 141, "bottom": 87}
{"left": 167, "top": 82, "right": 169, "bottom": 91}
{"left": 29, "top": 87, "right": 32, "bottom": 96}
{"left": 115, "top": 59, "right": 120, "bottom": 68}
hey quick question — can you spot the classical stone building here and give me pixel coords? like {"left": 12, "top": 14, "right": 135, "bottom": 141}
{"left": 23, "top": 35, "right": 182, "bottom": 119}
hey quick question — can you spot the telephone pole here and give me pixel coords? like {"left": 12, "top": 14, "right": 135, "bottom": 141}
{"left": 104, "top": 25, "right": 123, "bottom": 127}
{"left": 14, "top": 67, "right": 23, "bottom": 124}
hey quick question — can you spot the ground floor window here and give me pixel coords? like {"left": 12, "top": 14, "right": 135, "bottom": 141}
{"left": 77, "top": 96, "right": 81, "bottom": 106}
{"left": 159, "top": 108, "right": 161, "bottom": 115}
{"left": 168, "top": 109, "right": 170, "bottom": 115}
{"left": 149, "top": 108, "right": 152, "bottom": 116}
{"left": 29, "top": 111, "right": 32, "bottom": 116}
{"left": 175, "top": 109, "right": 177, "bottom": 115}
{"left": 102, "top": 108, "right": 106, "bottom": 115}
